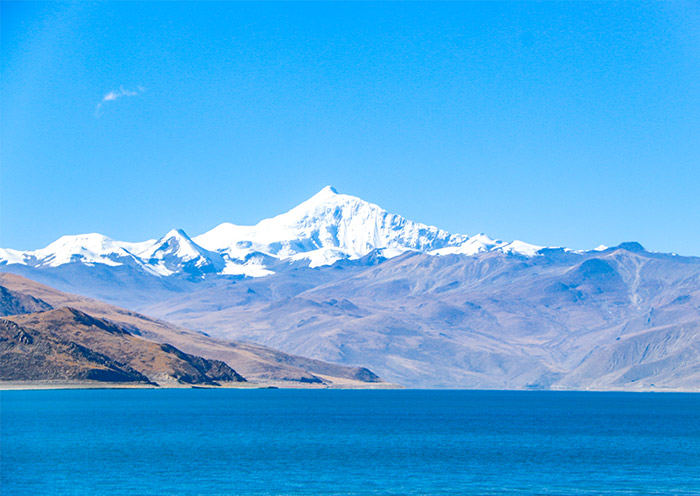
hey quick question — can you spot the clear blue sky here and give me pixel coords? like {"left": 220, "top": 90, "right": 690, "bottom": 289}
{"left": 2, "top": 1, "right": 699, "bottom": 254}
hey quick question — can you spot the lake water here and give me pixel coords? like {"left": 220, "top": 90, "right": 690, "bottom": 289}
{"left": 2, "top": 389, "right": 700, "bottom": 495}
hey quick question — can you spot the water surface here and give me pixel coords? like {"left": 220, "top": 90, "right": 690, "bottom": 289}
{"left": 2, "top": 389, "right": 700, "bottom": 495}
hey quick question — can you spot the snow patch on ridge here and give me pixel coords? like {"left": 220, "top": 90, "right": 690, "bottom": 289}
{"left": 0, "top": 248, "right": 28, "bottom": 265}
{"left": 221, "top": 259, "right": 274, "bottom": 278}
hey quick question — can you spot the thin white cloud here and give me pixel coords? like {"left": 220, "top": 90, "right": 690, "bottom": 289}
{"left": 95, "top": 86, "right": 145, "bottom": 116}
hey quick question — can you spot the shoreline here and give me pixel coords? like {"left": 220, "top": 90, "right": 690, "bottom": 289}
{"left": 1, "top": 381, "right": 696, "bottom": 392}
{"left": 0, "top": 380, "right": 403, "bottom": 391}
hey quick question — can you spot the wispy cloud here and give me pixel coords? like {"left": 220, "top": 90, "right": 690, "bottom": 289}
{"left": 95, "top": 86, "right": 145, "bottom": 117}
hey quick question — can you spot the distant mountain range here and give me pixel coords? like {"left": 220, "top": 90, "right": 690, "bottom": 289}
{"left": 0, "top": 186, "right": 546, "bottom": 280}
{"left": 2, "top": 187, "right": 700, "bottom": 390}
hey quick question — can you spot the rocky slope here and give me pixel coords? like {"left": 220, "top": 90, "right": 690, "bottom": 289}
{"left": 0, "top": 274, "right": 385, "bottom": 387}
{"left": 0, "top": 285, "right": 52, "bottom": 316}
{"left": 0, "top": 319, "right": 153, "bottom": 384}
{"left": 5, "top": 307, "right": 244, "bottom": 386}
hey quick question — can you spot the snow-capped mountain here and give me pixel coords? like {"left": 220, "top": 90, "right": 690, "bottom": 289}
{"left": 0, "top": 186, "right": 547, "bottom": 278}
{"left": 131, "top": 229, "right": 225, "bottom": 276}
{"left": 194, "top": 186, "right": 471, "bottom": 265}
{"left": 4, "top": 233, "right": 150, "bottom": 269}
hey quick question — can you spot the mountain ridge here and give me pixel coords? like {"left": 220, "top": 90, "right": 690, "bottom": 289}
{"left": 1, "top": 186, "right": 556, "bottom": 278}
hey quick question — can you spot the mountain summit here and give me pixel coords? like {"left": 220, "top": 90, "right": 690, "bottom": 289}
{"left": 134, "top": 229, "right": 225, "bottom": 276}
{"left": 193, "top": 185, "right": 479, "bottom": 268}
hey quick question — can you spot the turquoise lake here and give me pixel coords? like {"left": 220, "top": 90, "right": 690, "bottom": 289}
{"left": 2, "top": 389, "right": 700, "bottom": 495}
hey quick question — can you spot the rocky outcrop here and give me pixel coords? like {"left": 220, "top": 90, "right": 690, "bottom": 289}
{"left": 0, "top": 286, "right": 52, "bottom": 316}
{"left": 5, "top": 307, "right": 246, "bottom": 386}
{"left": 0, "top": 319, "right": 153, "bottom": 384}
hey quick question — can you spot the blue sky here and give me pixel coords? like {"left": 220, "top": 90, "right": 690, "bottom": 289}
{"left": 2, "top": 2, "right": 699, "bottom": 254}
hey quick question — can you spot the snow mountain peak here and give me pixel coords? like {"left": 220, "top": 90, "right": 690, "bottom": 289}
{"left": 163, "top": 228, "right": 190, "bottom": 240}
{"left": 133, "top": 228, "right": 224, "bottom": 276}
{"left": 317, "top": 184, "right": 339, "bottom": 196}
